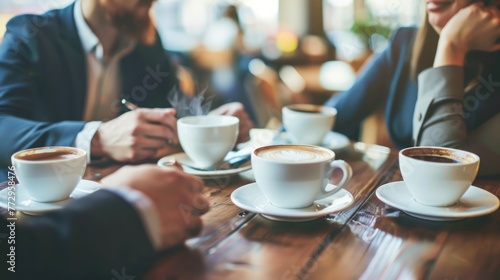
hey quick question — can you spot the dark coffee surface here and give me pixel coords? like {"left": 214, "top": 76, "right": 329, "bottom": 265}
{"left": 402, "top": 147, "right": 477, "bottom": 163}
{"left": 411, "top": 155, "right": 461, "bottom": 163}
{"left": 16, "top": 151, "right": 79, "bottom": 161}
{"left": 290, "top": 108, "right": 322, "bottom": 114}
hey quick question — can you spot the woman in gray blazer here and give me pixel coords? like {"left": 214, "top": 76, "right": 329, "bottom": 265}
{"left": 326, "top": 0, "right": 500, "bottom": 175}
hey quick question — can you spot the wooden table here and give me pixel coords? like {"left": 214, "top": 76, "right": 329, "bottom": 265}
{"left": 137, "top": 143, "right": 500, "bottom": 279}
{"left": 3, "top": 142, "right": 500, "bottom": 279}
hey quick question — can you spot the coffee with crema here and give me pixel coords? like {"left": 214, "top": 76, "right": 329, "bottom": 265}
{"left": 252, "top": 144, "right": 352, "bottom": 208}
{"left": 11, "top": 146, "right": 87, "bottom": 203}
{"left": 255, "top": 145, "right": 332, "bottom": 163}
{"left": 282, "top": 104, "right": 337, "bottom": 145}
{"left": 15, "top": 150, "right": 80, "bottom": 161}
{"left": 289, "top": 108, "right": 323, "bottom": 114}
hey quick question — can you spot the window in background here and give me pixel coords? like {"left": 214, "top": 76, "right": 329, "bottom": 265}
{"left": 155, "top": 0, "right": 279, "bottom": 52}
{"left": 238, "top": 0, "right": 279, "bottom": 52}
{"left": 1, "top": 0, "right": 421, "bottom": 56}
{"left": 0, "top": 0, "right": 72, "bottom": 14}
{"left": 365, "top": 0, "right": 422, "bottom": 27}
{"left": 0, "top": 0, "right": 72, "bottom": 41}
{"left": 0, "top": 0, "right": 279, "bottom": 52}
{"left": 324, "top": 0, "right": 422, "bottom": 62}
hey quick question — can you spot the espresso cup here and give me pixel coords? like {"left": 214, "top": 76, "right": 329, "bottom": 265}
{"left": 252, "top": 144, "right": 352, "bottom": 208}
{"left": 282, "top": 104, "right": 336, "bottom": 146}
{"left": 399, "top": 146, "right": 480, "bottom": 207}
{"left": 178, "top": 115, "right": 239, "bottom": 169}
{"left": 11, "top": 146, "right": 87, "bottom": 202}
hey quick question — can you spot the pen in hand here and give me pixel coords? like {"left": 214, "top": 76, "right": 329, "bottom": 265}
{"left": 121, "top": 98, "right": 176, "bottom": 145}
{"left": 121, "top": 99, "right": 139, "bottom": 111}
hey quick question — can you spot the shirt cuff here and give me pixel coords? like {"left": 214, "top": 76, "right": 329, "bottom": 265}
{"left": 75, "top": 121, "right": 102, "bottom": 162}
{"left": 105, "top": 187, "right": 163, "bottom": 250}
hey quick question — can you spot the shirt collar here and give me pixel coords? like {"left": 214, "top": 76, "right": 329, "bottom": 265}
{"left": 73, "top": 0, "right": 99, "bottom": 54}
{"left": 73, "top": 0, "right": 136, "bottom": 61}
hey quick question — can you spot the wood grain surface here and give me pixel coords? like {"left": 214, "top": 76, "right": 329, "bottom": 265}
{"left": 2, "top": 142, "right": 499, "bottom": 280}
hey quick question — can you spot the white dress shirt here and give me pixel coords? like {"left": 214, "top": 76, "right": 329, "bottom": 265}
{"left": 72, "top": 0, "right": 163, "bottom": 250}
{"left": 73, "top": 0, "right": 135, "bottom": 159}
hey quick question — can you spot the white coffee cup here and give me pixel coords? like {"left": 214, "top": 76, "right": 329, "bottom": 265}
{"left": 282, "top": 104, "right": 336, "bottom": 145}
{"left": 399, "top": 146, "right": 480, "bottom": 207}
{"left": 178, "top": 115, "right": 239, "bottom": 169}
{"left": 11, "top": 146, "right": 87, "bottom": 202}
{"left": 252, "top": 144, "right": 352, "bottom": 208}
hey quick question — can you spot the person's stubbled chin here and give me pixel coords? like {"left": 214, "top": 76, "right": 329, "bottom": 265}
{"left": 103, "top": 0, "right": 155, "bottom": 42}
{"left": 109, "top": 10, "right": 151, "bottom": 40}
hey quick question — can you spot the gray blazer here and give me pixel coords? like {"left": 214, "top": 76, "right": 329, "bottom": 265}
{"left": 414, "top": 66, "right": 500, "bottom": 175}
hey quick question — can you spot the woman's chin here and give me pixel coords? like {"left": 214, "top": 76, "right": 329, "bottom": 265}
{"left": 428, "top": 14, "right": 454, "bottom": 34}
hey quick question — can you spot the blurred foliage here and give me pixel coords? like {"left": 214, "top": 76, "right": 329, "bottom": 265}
{"left": 351, "top": 21, "right": 392, "bottom": 49}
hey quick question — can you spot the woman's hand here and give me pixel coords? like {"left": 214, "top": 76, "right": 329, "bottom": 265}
{"left": 435, "top": 3, "right": 500, "bottom": 67}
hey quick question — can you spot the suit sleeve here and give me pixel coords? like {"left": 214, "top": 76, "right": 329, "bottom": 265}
{"left": 0, "top": 16, "right": 86, "bottom": 168}
{"left": 323, "top": 28, "right": 405, "bottom": 140}
{"left": 120, "top": 33, "right": 182, "bottom": 111}
{"left": 413, "top": 66, "right": 466, "bottom": 146}
{"left": 1, "top": 190, "right": 156, "bottom": 280}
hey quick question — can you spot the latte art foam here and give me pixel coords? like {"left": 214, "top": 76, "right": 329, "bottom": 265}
{"left": 256, "top": 146, "right": 331, "bottom": 163}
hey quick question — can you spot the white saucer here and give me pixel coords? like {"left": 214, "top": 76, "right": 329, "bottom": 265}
{"left": 230, "top": 182, "right": 354, "bottom": 222}
{"left": 320, "top": 131, "right": 351, "bottom": 150}
{"left": 0, "top": 180, "right": 101, "bottom": 215}
{"left": 157, "top": 152, "right": 252, "bottom": 178}
{"left": 376, "top": 181, "right": 500, "bottom": 221}
{"left": 249, "top": 128, "right": 350, "bottom": 150}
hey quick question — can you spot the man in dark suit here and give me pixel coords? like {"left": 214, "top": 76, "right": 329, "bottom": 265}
{"left": 0, "top": 164, "right": 209, "bottom": 279}
{"left": 0, "top": 0, "right": 253, "bottom": 180}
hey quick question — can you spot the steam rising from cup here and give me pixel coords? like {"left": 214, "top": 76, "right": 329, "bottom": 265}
{"left": 167, "top": 86, "right": 214, "bottom": 118}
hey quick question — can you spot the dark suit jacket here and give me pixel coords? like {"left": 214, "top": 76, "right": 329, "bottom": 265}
{"left": 0, "top": 190, "right": 156, "bottom": 280}
{"left": 325, "top": 27, "right": 500, "bottom": 150}
{"left": 0, "top": 3, "right": 179, "bottom": 180}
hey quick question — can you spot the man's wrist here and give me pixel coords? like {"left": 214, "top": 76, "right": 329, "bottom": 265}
{"left": 90, "top": 129, "right": 105, "bottom": 157}
{"left": 75, "top": 121, "right": 103, "bottom": 162}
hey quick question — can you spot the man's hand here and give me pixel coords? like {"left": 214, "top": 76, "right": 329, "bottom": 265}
{"left": 209, "top": 102, "right": 254, "bottom": 143}
{"left": 92, "top": 108, "right": 178, "bottom": 162}
{"left": 101, "top": 165, "right": 209, "bottom": 249}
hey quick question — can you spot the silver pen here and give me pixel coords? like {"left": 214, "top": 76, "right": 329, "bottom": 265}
{"left": 121, "top": 99, "right": 139, "bottom": 111}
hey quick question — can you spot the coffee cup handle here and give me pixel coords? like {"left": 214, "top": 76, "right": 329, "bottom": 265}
{"left": 319, "top": 160, "right": 353, "bottom": 199}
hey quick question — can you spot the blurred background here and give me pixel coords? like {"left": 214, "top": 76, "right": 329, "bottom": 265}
{"left": 0, "top": 0, "right": 423, "bottom": 147}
